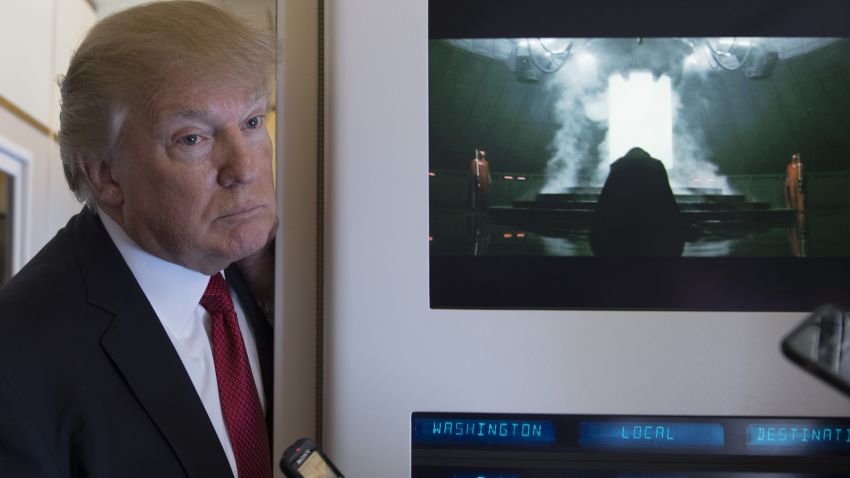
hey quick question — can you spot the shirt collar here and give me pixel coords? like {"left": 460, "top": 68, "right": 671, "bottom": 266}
{"left": 98, "top": 209, "right": 213, "bottom": 337}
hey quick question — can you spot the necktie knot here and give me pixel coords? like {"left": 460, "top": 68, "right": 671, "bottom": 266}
{"left": 201, "top": 272, "right": 234, "bottom": 317}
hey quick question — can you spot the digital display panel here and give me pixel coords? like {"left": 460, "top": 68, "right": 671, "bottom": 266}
{"left": 297, "top": 453, "right": 338, "bottom": 478}
{"left": 412, "top": 412, "right": 850, "bottom": 478}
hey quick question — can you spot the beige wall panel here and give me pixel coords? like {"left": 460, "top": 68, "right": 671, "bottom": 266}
{"left": 0, "top": 0, "right": 94, "bottom": 264}
{"left": 0, "top": 0, "right": 55, "bottom": 127}
{"left": 274, "top": 0, "right": 319, "bottom": 475}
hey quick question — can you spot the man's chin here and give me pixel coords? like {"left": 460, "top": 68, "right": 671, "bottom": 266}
{"left": 230, "top": 227, "right": 275, "bottom": 262}
{"left": 186, "top": 220, "right": 274, "bottom": 273}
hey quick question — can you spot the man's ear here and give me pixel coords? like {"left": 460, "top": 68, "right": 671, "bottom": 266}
{"left": 81, "top": 156, "right": 123, "bottom": 208}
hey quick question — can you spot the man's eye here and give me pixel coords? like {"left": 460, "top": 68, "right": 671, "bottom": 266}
{"left": 245, "top": 116, "right": 264, "bottom": 129}
{"left": 177, "top": 134, "right": 200, "bottom": 146}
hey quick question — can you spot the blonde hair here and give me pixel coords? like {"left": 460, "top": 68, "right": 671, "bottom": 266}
{"left": 58, "top": 0, "right": 276, "bottom": 205}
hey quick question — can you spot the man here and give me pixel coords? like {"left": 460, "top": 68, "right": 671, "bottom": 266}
{"left": 0, "top": 2, "right": 277, "bottom": 477}
{"left": 784, "top": 153, "right": 807, "bottom": 256}
{"left": 590, "top": 147, "right": 686, "bottom": 257}
{"left": 784, "top": 152, "right": 805, "bottom": 212}
{"left": 469, "top": 149, "right": 491, "bottom": 213}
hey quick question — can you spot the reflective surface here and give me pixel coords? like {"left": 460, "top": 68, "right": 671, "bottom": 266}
{"left": 783, "top": 304, "right": 850, "bottom": 397}
{"left": 0, "top": 172, "right": 11, "bottom": 285}
{"left": 430, "top": 210, "right": 850, "bottom": 258}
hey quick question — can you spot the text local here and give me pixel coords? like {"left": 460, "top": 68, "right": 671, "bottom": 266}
{"left": 620, "top": 425, "right": 676, "bottom": 441}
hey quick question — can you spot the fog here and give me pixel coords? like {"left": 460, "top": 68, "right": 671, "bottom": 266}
{"left": 540, "top": 39, "right": 733, "bottom": 194}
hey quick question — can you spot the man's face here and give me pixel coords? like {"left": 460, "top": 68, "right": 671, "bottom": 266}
{"left": 111, "top": 81, "right": 277, "bottom": 274}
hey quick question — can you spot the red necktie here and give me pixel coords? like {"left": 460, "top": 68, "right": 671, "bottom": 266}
{"left": 201, "top": 273, "right": 271, "bottom": 478}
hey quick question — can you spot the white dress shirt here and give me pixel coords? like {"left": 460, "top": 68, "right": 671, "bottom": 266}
{"left": 99, "top": 211, "right": 265, "bottom": 478}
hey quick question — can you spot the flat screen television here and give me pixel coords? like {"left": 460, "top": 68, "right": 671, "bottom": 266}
{"left": 429, "top": 0, "right": 850, "bottom": 310}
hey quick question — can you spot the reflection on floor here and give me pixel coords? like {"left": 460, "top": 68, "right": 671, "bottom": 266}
{"left": 498, "top": 187, "right": 792, "bottom": 231}
{"left": 430, "top": 206, "right": 850, "bottom": 258}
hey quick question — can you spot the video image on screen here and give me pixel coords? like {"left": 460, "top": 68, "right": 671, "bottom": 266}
{"left": 429, "top": 36, "right": 850, "bottom": 259}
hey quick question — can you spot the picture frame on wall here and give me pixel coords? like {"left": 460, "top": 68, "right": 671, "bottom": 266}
{"left": 428, "top": 0, "right": 850, "bottom": 310}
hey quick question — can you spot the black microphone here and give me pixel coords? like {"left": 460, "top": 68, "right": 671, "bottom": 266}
{"left": 280, "top": 437, "right": 345, "bottom": 478}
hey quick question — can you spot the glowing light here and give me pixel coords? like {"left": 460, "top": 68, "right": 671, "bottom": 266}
{"left": 578, "top": 53, "right": 596, "bottom": 65}
{"left": 576, "top": 53, "right": 598, "bottom": 75}
{"left": 517, "top": 176, "right": 527, "bottom": 181}
{"left": 503, "top": 233, "right": 513, "bottom": 239}
{"left": 503, "top": 175, "right": 514, "bottom": 180}
{"left": 517, "top": 232, "right": 526, "bottom": 238}
{"left": 538, "top": 38, "right": 560, "bottom": 49}
{"left": 428, "top": 170, "right": 436, "bottom": 177}
{"left": 718, "top": 38, "right": 752, "bottom": 48}
{"left": 607, "top": 71, "right": 674, "bottom": 169}
{"left": 683, "top": 50, "right": 712, "bottom": 73}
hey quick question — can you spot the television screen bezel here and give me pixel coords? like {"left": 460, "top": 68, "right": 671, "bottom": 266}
{"left": 428, "top": 0, "right": 850, "bottom": 311}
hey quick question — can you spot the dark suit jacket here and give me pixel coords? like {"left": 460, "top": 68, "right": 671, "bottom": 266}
{"left": 0, "top": 207, "right": 273, "bottom": 477}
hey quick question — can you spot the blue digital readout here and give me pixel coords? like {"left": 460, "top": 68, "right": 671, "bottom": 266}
{"left": 412, "top": 418, "right": 556, "bottom": 445}
{"left": 579, "top": 421, "right": 724, "bottom": 450}
{"left": 747, "top": 423, "right": 850, "bottom": 450}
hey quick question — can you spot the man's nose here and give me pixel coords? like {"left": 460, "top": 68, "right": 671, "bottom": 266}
{"left": 217, "top": 129, "right": 261, "bottom": 187}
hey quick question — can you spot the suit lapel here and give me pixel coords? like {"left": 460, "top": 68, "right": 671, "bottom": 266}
{"left": 72, "top": 209, "right": 233, "bottom": 478}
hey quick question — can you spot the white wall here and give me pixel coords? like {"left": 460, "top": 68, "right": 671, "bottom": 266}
{"left": 0, "top": 0, "right": 95, "bottom": 131}
{"left": 0, "top": 0, "right": 96, "bottom": 260}
{"left": 322, "top": 0, "right": 850, "bottom": 476}
{"left": 0, "top": 0, "right": 55, "bottom": 129}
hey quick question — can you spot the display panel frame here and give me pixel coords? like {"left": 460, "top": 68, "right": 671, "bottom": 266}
{"left": 412, "top": 411, "right": 850, "bottom": 477}
{"left": 428, "top": 0, "right": 850, "bottom": 310}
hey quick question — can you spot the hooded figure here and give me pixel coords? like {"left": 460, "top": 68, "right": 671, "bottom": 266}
{"left": 590, "top": 147, "right": 685, "bottom": 256}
